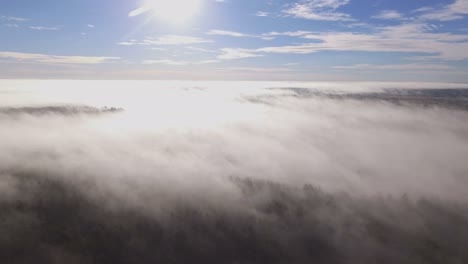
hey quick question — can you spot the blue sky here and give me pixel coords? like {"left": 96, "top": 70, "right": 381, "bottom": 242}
{"left": 1, "top": 0, "right": 468, "bottom": 81}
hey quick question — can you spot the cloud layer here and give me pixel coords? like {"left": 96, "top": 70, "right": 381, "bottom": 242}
{"left": 1, "top": 80, "right": 468, "bottom": 263}
{"left": 0, "top": 52, "right": 119, "bottom": 64}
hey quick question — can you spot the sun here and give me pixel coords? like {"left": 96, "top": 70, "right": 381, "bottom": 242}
{"left": 144, "top": 0, "right": 203, "bottom": 24}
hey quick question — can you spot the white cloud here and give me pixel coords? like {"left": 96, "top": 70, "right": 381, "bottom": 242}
{"left": 213, "top": 67, "right": 293, "bottom": 73}
{"left": 206, "top": 29, "right": 273, "bottom": 40}
{"left": 265, "top": 31, "right": 314, "bottom": 37}
{"left": 284, "top": 0, "right": 353, "bottom": 21}
{"left": 148, "top": 35, "right": 212, "bottom": 45}
{"left": 255, "top": 23, "right": 468, "bottom": 60}
{"left": 207, "top": 29, "right": 308, "bottom": 40}
{"left": 142, "top": 59, "right": 219, "bottom": 65}
{"left": 128, "top": 7, "right": 152, "bottom": 17}
{"left": 372, "top": 10, "right": 404, "bottom": 20}
{"left": 207, "top": 30, "right": 251, "bottom": 37}
{"left": 117, "top": 41, "right": 139, "bottom": 46}
{"left": 88, "top": 24, "right": 95, "bottom": 28}
{"left": 29, "top": 26, "right": 62, "bottom": 31}
{"left": 147, "top": 47, "right": 167, "bottom": 51}
{"left": 5, "top": 24, "right": 19, "bottom": 28}
{"left": 255, "top": 11, "right": 270, "bottom": 17}
{"left": 416, "top": 0, "right": 468, "bottom": 21}
{"left": 186, "top": 46, "right": 218, "bottom": 53}
{"left": 1, "top": 16, "right": 28, "bottom": 22}
{"left": 143, "top": 59, "right": 191, "bottom": 66}
{"left": 412, "top": 7, "right": 435, "bottom": 13}
{"left": 199, "top": 60, "right": 220, "bottom": 64}
{"left": 1, "top": 16, "right": 28, "bottom": 28}
{"left": 217, "top": 48, "right": 263, "bottom": 60}
{"left": 0, "top": 51, "right": 120, "bottom": 64}
{"left": 333, "top": 63, "right": 453, "bottom": 71}
{"left": 119, "top": 35, "right": 213, "bottom": 46}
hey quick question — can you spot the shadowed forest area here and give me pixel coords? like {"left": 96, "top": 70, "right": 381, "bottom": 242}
{"left": 1, "top": 171, "right": 468, "bottom": 264}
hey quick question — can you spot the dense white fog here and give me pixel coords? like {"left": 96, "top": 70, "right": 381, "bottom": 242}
{"left": 1, "top": 80, "right": 468, "bottom": 200}
{"left": 1, "top": 80, "right": 468, "bottom": 263}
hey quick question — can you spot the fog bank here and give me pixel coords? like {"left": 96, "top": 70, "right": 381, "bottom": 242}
{"left": 1, "top": 80, "right": 468, "bottom": 263}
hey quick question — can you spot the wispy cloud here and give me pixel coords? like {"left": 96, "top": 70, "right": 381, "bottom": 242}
{"left": 416, "top": 0, "right": 468, "bottom": 21}
{"left": 333, "top": 63, "right": 452, "bottom": 71}
{"left": 213, "top": 67, "right": 292, "bottom": 73}
{"left": 254, "top": 23, "right": 468, "bottom": 60}
{"left": 264, "top": 31, "right": 314, "bottom": 37}
{"left": 206, "top": 29, "right": 273, "bottom": 40}
{"left": 142, "top": 59, "right": 219, "bottom": 66}
{"left": 263, "top": 1, "right": 466, "bottom": 61}
{"left": 117, "top": 41, "right": 140, "bottom": 46}
{"left": 372, "top": 10, "right": 405, "bottom": 20}
{"left": 283, "top": 0, "right": 353, "bottom": 21}
{"left": 1, "top": 16, "right": 29, "bottom": 22}
{"left": 207, "top": 29, "right": 317, "bottom": 40}
{"left": 207, "top": 30, "right": 252, "bottom": 37}
{"left": 186, "top": 46, "right": 219, "bottom": 53}
{"left": 217, "top": 48, "right": 263, "bottom": 60}
{"left": 255, "top": 11, "right": 270, "bottom": 17}
{"left": 0, "top": 51, "right": 120, "bottom": 64}
{"left": 29, "top": 26, "right": 62, "bottom": 31}
{"left": 128, "top": 6, "right": 152, "bottom": 17}
{"left": 1, "top": 16, "right": 29, "bottom": 28}
{"left": 121, "top": 0, "right": 468, "bottom": 68}
{"left": 4, "top": 23, "right": 19, "bottom": 28}
{"left": 119, "top": 35, "right": 213, "bottom": 46}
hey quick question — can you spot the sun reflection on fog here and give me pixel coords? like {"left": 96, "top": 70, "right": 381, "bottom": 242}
{"left": 3, "top": 80, "right": 271, "bottom": 131}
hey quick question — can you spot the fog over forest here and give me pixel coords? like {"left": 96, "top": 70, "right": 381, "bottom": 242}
{"left": 1, "top": 80, "right": 468, "bottom": 263}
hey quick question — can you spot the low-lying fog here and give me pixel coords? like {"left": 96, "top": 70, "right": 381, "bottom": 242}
{"left": 1, "top": 80, "right": 468, "bottom": 264}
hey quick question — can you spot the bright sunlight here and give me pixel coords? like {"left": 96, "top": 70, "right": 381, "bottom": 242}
{"left": 130, "top": 0, "right": 203, "bottom": 24}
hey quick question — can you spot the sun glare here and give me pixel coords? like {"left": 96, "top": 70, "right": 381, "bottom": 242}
{"left": 145, "top": 0, "right": 202, "bottom": 24}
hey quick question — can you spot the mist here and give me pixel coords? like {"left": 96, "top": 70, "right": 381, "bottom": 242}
{"left": 1, "top": 80, "right": 468, "bottom": 263}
